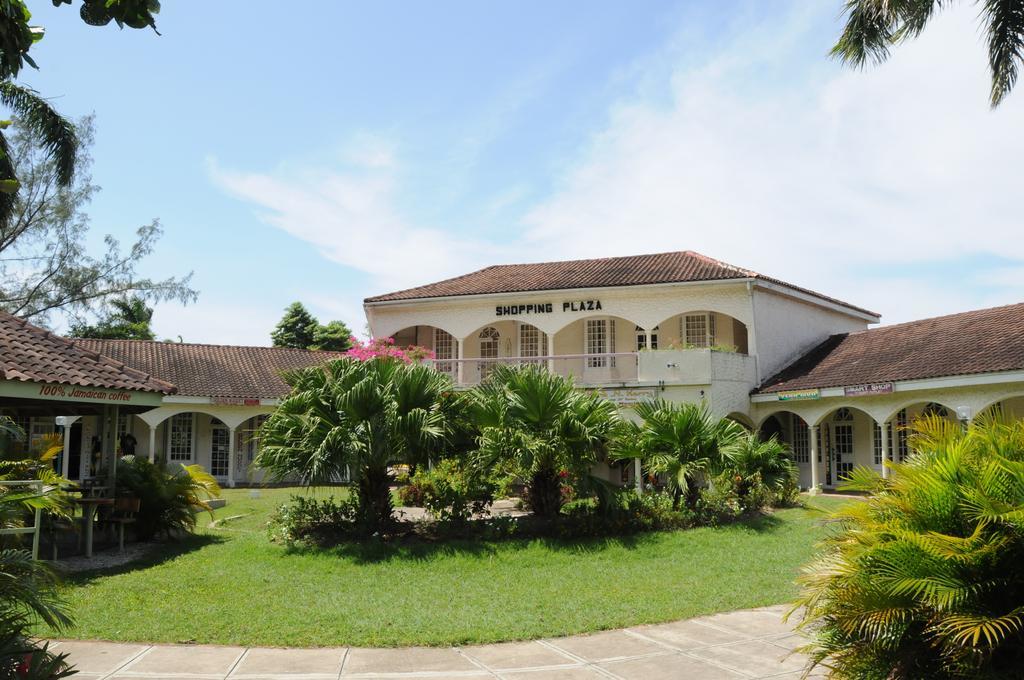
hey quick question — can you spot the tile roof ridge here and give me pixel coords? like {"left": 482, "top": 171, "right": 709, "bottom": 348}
{"left": 73, "top": 338, "right": 344, "bottom": 353}
{"left": 845, "top": 301, "right": 1024, "bottom": 335}
{"left": 488, "top": 249, "right": 711, "bottom": 270}
{"left": 0, "top": 310, "right": 175, "bottom": 393}
{"left": 363, "top": 250, "right": 730, "bottom": 303}
{"left": 682, "top": 250, "right": 758, "bottom": 277}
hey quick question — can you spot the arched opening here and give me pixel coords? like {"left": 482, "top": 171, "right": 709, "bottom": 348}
{"left": 976, "top": 395, "right": 1024, "bottom": 421}
{"left": 814, "top": 405, "right": 878, "bottom": 488}
{"left": 477, "top": 326, "right": 500, "bottom": 380}
{"left": 550, "top": 314, "right": 642, "bottom": 384}
{"left": 650, "top": 310, "right": 749, "bottom": 354}
{"left": 726, "top": 412, "right": 754, "bottom": 430}
{"left": 146, "top": 411, "right": 246, "bottom": 484}
{"left": 758, "top": 410, "right": 813, "bottom": 488}
{"left": 391, "top": 324, "right": 457, "bottom": 378}
{"left": 877, "top": 401, "right": 959, "bottom": 466}
{"left": 233, "top": 414, "right": 269, "bottom": 485}
{"left": 517, "top": 322, "right": 548, "bottom": 364}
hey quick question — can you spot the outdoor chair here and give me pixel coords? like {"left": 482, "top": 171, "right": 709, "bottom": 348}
{"left": 97, "top": 497, "right": 140, "bottom": 552}
{"left": 45, "top": 513, "right": 79, "bottom": 561}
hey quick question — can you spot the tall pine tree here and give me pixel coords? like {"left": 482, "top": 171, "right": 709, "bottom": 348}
{"left": 271, "top": 302, "right": 319, "bottom": 349}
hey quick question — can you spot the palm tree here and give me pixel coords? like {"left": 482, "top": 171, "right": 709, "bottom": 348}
{"left": 790, "top": 414, "right": 1024, "bottom": 678}
{"left": 0, "top": 81, "right": 78, "bottom": 225}
{"left": 832, "top": 0, "right": 1024, "bottom": 107}
{"left": 471, "top": 364, "right": 620, "bottom": 519}
{"left": 627, "top": 400, "right": 745, "bottom": 510}
{"left": 720, "top": 433, "right": 798, "bottom": 504}
{"left": 0, "top": 481, "right": 75, "bottom": 678}
{"left": 256, "top": 357, "right": 450, "bottom": 534}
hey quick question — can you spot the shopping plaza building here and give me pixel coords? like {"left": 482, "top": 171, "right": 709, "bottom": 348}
{"left": 365, "top": 250, "right": 1024, "bottom": 490}
{"left": 4, "top": 249, "right": 1024, "bottom": 491}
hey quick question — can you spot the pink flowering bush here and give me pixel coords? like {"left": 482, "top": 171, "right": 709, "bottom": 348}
{"left": 345, "top": 337, "right": 436, "bottom": 364}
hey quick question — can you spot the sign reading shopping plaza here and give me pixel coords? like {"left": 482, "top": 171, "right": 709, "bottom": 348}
{"left": 495, "top": 299, "right": 603, "bottom": 317}
{"left": 0, "top": 379, "right": 163, "bottom": 406}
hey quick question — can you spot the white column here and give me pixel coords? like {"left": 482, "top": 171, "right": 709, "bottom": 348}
{"left": 227, "top": 426, "right": 237, "bottom": 488}
{"left": 147, "top": 424, "right": 157, "bottom": 463}
{"left": 634, "top": 458, "right": 643, "bottom": 494}
{"left": 456, "top": 338, "right": 465, "bottom": 385}
{"left": 108, "top": 406, "right": 119, "bottom": 493}
{"left": 809, "top": 424, "right": 820, "bottom": 493}
{"left": 545, "top": 332, "right": 555, "bottom": 373}
{"left": 880, "top": 419, "right": 890, "bottom": 479}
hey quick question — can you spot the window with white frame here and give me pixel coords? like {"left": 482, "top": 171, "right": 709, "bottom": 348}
{"left": 478, "top": 327, "right": 500, "bottom": 379}
{"left": 519, "top": 324, "right": 547, "bottom": 364}
{"left": 432, "top": 328, "right": 455, "bottom": 375}
{"left": 791, "top": 414, "right": 809, "bottom": 463}
{"left": 210, "top": 420, "right": 229, "bottom": 478}
{"left": 922, "top": 402, "right": 949, "bottom": 419}
{"left": 635, "top": 325, "right": 658, "bottom": 350}
{"left": 682, "top": 313, "right": 716, "bottom": 348}
{"left": 28, "top": 418, "right": 55, "bottom": 453}
{"left": 872, "top": 422, "right": 882, "bottom": 465}
{"left": 833, "top": 409, "right": 855, "bottom": 478}
{"left": 895, "top": 408, "right": 909, "bottom": 462}
{"left": 585, "top": 319, "right": 615, "bottom": 368}
{"left": 236, "top": 415, "right": 268, "bottom": 469}
{"left": 167, "top": 413, "right": 194, "bottom": 462}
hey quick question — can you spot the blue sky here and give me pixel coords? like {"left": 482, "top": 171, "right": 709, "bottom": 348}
{"left": 19, "top": 1, "right": 1024, "bottom": 344}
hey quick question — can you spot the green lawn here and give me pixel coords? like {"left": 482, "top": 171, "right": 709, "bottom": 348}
{"left": 47, "top": 489, "right": 849, "bottom": 648}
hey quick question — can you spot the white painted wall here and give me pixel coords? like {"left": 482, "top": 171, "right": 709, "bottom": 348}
{"left": 752, "top": 288, "right": 871, "bottom": 384}
{"left": 366, "top": 281, "right": 758, "bottom": 343}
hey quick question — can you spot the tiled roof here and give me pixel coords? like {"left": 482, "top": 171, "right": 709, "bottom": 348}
{"left": 72, "top": 339, "right": 345, "bottom": 399}
{"left": 758, "top": 302, "right": 1024, "bottom": 393}
{"left": 364, "top": 250, "right": 878, "bottom": 317}
{"left": 0, "top": 312, "right": 175, "bottom": 394}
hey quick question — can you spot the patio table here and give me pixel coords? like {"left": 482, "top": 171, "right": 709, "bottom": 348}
{"left": 73, "top": 497, "right": 113, "bottom": 558}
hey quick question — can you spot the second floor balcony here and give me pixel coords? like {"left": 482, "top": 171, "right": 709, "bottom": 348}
{"left": 386, "top": 311, "right": 755, "bottom": 388}
{"left": 428, "top": 348, "right": 756, "bottom": 388}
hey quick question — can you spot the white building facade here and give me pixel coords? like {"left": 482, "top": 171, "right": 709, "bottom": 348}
{"left": 365, "top": 251, "right": 1024, "bottom": 491}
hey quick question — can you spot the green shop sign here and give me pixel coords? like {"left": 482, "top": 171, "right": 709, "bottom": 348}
{"left": 0, "top": 379, "right": 164, "bottom": 407}
{"left": 777, "top": 388, "right": 821, "bottom": 402}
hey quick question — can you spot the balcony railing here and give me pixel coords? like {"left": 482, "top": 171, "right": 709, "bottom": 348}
{"left": 428, "top": 349, "right": 757, "bottom": 388}
{"left": 430, "top": 353, "right": 639, "bottom": 386}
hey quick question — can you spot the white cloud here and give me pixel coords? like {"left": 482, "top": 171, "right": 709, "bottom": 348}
{"left": 521, "top": 4, "right": 1024, "bottom": 323}
{"left": 152, "top": 300, "right": 280, "bottom": 346}
{"left": 209, "top": 3, "right": 1024, "bottom": 329}
{"left": 208, "top": 152, "right": 505, "bottom": 294}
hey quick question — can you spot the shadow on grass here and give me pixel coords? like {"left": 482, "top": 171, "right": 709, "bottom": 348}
{"left": 61, "top": 533, "right": 226, "bottom": 584}
{"left": 281, "top": 511, "right": 791, "bottom": 564}
{"left": 737, "top": 512, "right": 785, "bottom": 533}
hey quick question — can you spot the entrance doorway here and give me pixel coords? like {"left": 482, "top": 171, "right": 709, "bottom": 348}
{"left": 826, "top": 408, "right": 855, "bottom": 487}
{"left": 210, "top": 421, "right": 229, "bottom": 479}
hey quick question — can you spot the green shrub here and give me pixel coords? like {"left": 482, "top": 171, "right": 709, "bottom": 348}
{"left": 268, "top": 494, "right": 362, "bottom": 546}
{"left": 114, "top": 456, "right": 221, "bottom": 540}
{"left": 0, "top": 449, "right": 75, "bottom": 679}
{"left": 791, "top": 416, "right": 1024, "bottom": 679}
{"left": 398, "top": 459, "right": 494, "bottom": 523}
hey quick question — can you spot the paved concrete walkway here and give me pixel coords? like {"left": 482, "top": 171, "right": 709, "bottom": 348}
{"left": 52, "top": 605, "right": 822, "bottom": 679}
